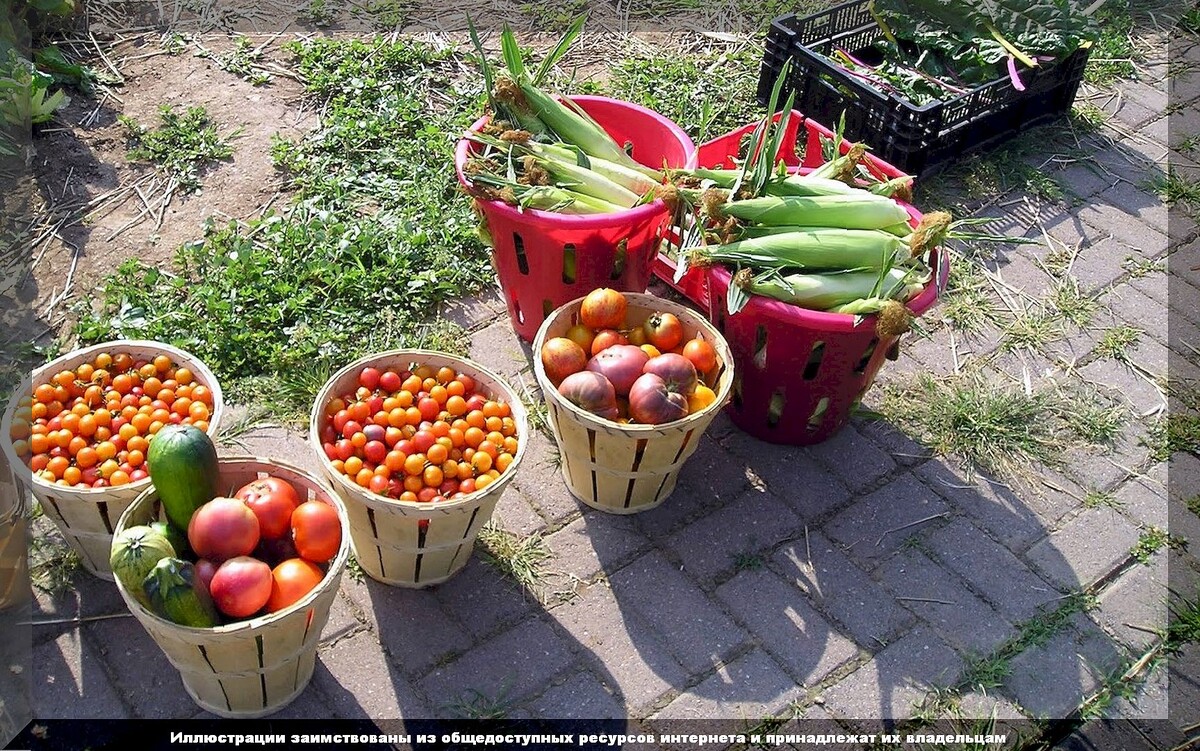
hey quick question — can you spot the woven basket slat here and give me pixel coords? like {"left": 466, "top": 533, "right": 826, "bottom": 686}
{"left": 310, "top": 350, "right": 528, "bottom": 588}
{"left": 2, "top": 340, "right": 225, "bottom": 579}
{"left": 533, "top": 294, "right": 734, "bottom": 514}
{"left": 112, "top": 458, "right": 349, "bottom": 717}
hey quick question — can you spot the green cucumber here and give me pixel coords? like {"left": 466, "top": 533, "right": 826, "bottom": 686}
{"left": 110, "top": 525, "right": 176, "bottom": 608}
{"left": 146, "top": 424, "right": 220, "bottom": 531}
{"left": 143, "top": 557, "right": 220, "bottom": 628}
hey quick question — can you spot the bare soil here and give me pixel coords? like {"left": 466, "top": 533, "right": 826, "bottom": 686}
{"left": 27, "top": 35, "right": 316, "bottom": 335}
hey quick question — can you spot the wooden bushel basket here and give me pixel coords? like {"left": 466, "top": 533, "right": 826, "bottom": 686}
{"left": 309, "top": 350, "right": 529, "bottom": 588}
{"left": 533, "top": 293, "right": 735, "bottom": 514}
{"left": 1, "top": 340, "right": 225, "bottom": 579}
{"left": 112, "top": 457, "right": 350, "bottom": 718}
{"left": 0, "top": 447, "right": 28, "bottom": 612}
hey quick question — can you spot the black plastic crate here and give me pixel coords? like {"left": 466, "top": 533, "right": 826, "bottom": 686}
{"left": 757, "top": 0, "right": 1091, "bottom": 178}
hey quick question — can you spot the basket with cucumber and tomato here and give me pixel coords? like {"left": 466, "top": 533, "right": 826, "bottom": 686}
{"left": 108, "top": 426, "right": 349, "bottom": 718}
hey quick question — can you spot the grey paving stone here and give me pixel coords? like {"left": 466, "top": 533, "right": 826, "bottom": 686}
{"left": 824, "top": 474, "right": 950, "bottom": 570}
{"left": 1076, "top": 203, "right": 1168, "bottom": 260}
{"left": 1058, "top": 160, "right": 1120, "bottom": 199}
{"left": 1116, "top": 478, "right": 1167, "bottom": 530}
{"left": 1077, "top": 358, "right": 1167, "bottom": 416}
{"left": 608, "top": 551, "right": 750, "bottom": 674}
{"left": 915, "top": 459, "right": 1048, "bottom": 553}
{"left": 1108, "top": 665, "right": 1170, "bottom": 723}
{"left": 1167, "top": 641, "right": 1200, "bottom": 729}
{"left": 723, "top": 438, "right": 853, "bottom": 522}
{"left": 1168, "top": 452, "right": 1200, "bottom": 508}
{"left": 343, "top": 577, "right": 471, "bottom": 678}
{"left": 1093, "top": 552, "right": 1169, "bottom": 653}
{"left": 439, "top": 287, "right": 507, "bottom": 331}
{"left": 855, "top": 419, "right": 932, "bottom": 467}
{"left": 804, "top": 425, "right": 898, "bottom": 494}
{"left": 1094, "top": 183, "right": 1169, "bottom": 237}
{"left": 86, "top": 616, "right": 198, "bottom": 719}
{"left": 544, "top": 513, "right": 649, "bottom": 583}
{"left": 320, "top": 589, "right": 363, "bottom": 644}
{"left": 955, "top": 692, "right": 1028, "bottom": 721}
{"left": 817, "top": 626, "right": 962, "bottom": 721}
{"left": 526, "top": 670, "right": 626, "bottom": 720}
{"left": 551, "top": 583, "right": 685, "bottom": 711}
{"left": 992, "top": 252, "right": 1058, "bottom": 301}
{"left": 492, "top": 486, "right": 546, "bottom": 537}
{"left": 31, "top": 632, "right": 129, "bottom": 719}
{"left": 1061, "top": 443, "right": 1135, "bottom": 498}
{"left": 877, "top": 550, "right": 1016, "bottom": 657}
{"left": 512, "top": 432, "right": 583, "bottom": 525}
{"left": 926, "top": 519, "right": 1065, "bottom": 623}
{"left": 773, "top": 533, "right": 915, "bottom": 648}
{"left": 1059, "top": 719, "right": 1167, "bottom": 751}
{"left": 1004, "top": 614, "right": 1129, "bottom": 720}
{"left": 1069, "top": 235, "right": 1150, "bottom": 294}
{"left": 665, "top": 488, "right": 803, "bottom": 583}
{"left": 468, "top": 319, "right": 534, "bottom": 379}
{"left": 715, "top": 568, "right": 860, "bottom": 687}
{"left": 416, "top": 617, "right": 575, "bottom": 713}
{"left": 903, "top": 332, "right": 969, "bottom": 376}
{"left": 1025, "top": 507, "right": 1144, "bottom": 590}
{"left": 432, "top": 558, "right": 538, "bottom": 641}
{"left": 651, "top": 649, "right": 806, "bottom": 721}
{"left": 1127, "top": 269, "right": 1168, "bottom": 307}
{"left": 29, "top": 574, "right": 127, "bottom": 646}
{"left": 1106, "top": 285, "right": 1167, "bottom": 344}
{"left": 669, "top": 433, "right": 753, "bottom": 507}
{"left": 313, "top": 631, "right": 429, "bottom": 720}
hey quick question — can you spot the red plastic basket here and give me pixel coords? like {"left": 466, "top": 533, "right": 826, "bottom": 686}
{"left": 653, "top": 110, "right": 948, "bottom": 446}
{"left": 455, "top": 96, "right": 697, "bottom": 342}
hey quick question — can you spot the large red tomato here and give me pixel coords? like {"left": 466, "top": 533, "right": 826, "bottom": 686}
{"left": 682, "top": 337, "right": 718, "bottom": 375}
{"left": 188, "top": 497, "right": 261, "bottom": 563}
{"left": 235, "top": 477, "right": 300, "bottom": 540}
{"left": 629, "top": 373, "right": 689, "bottom": 425}
{"left": 540, "top": 337, "right": 588, "bottom": 385}
{"left": 642, "top": 353, "right": 698, "bottom": 395}
{"left": 580, "top": 288, "right": 627, "bottom": 330}
{"left": 586, "top": 345, "right": 649, "bottom": 396}
{"left": 643, "top": 312, "right": 684, "bottom": 351}
{"left": 558, "top": 371, "right": 619, "bottom": 421}
{"left": 209, "top": 556, "right": 272, "bottom": 618}
{"left": 265, "top": 558, "right": 325, "bottom": 613}
{"left": 291, "top": 501, "right": 342, "bottom": 564}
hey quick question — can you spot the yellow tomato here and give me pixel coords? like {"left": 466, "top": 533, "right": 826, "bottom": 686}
{"left": 688, "top": 384, "right": 717, "bottom": 414}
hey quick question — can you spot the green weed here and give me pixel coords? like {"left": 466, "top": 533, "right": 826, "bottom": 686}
{"left": 521, "top": 0, "right": 591, "bottom": 31}
{"left": 476, "top": 524, "right": 552, "bottom": 595}
{"left": 940, "top": 255, "right": 997, "bottom": 334}
{"left": 1148, "top": 168, "right": 1200, "bottom": 209}
{"left": 1129, "top": 526, "right": 1182, "bottom": 564}
{"left": 1048, "top": 278, "right": 1099, "bottom": 328}
{"left": 880, "top": 374, "right": 1121, "bottom": 478}
{"left": 206, "top": 36, "right": 271, "bottom": 86}
{"left": 1086, "top": 0, "right": 1138, "bottom": 86}
{"left": 1082, "top": 489, "right": 1123, "bottom": 510}
{"left": 604, "top": 48, "right": 761, "bottom": 143}
{"left": 77, "top": 39, "right": 491, "bottom": 415}
{"left": 1094, "top": 325, "right": 1143, "bottom": 363}
{"left": 444, "top": 684, "right": 514, "bottom": 720}
{"left": 119, "top": 105, "right": 239, "bottom": 193}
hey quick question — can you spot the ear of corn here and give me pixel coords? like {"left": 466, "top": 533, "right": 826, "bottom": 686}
{"left": 736, "top": 267, "right": 914, "bottom": 311}
{"left": 532, "top": 142, "right": 661, "bottom": 196}
{"left": 531, "top": 154, "right": 640, "bottom": 207}
{"left": 689, "top": 229, "right": 908, "bottom": 271}
{"left": 719, "top": 194, "right": 911, "bottom": 230}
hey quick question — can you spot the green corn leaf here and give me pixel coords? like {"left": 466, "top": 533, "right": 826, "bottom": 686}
{"left": 533, "top": 15, "right": 586, "bottom": 86}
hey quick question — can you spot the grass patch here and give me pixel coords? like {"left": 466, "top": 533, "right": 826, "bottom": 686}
{"left": 476, "top": 523, "right": 552, "bottom": 595}
{"left": 880, "top": 373, "right": 1123, "bottom": 478}
{"left": 75, "top": 39, "right": 491, "bottom": 413}
{"left": 1129, "top": 526, "right": 1181, "bottom": 564}
{"left": 1148, "top": 167, "right": 1200, "bottom": 209}
{"left": 604, "top": 47, "right": 761, "bottom": 143}
{"left": 731, "top": 550, "right": 764, "bottom": 571}
{"left": 444, "top": 684, "right": 514, "bottom": 720}
{"left": 28, "top": 509, "right": 79, "bottom": 596}
{"left": 940, "top": 254, "right": 997, "bottom": 334}
{"left": 1000, "top": 306, "right": 1064, "bottom": 352}
{"left": 119, "top": 105, "right": 239, "bottom": 193}
{"left": 1082, "top": 489, "right": 1123, "bottom": 510}
{"left": 1047, "top": 278, "right": 1098, "bottom": 328}
{"left": 959, "top": 652, "right": 1011, "bottom": 691}
{"left": 1094, "top": 325, "right": 1143, "bottom": 363}
{"left": 1144, "top": 411, "right": 1200, "bottom": 461}
{"left": 1121, "top": 255, "right": 1163, "bottom": 279}
{"left": 1085, "top": 0, "right": 1138, "bottom": 86}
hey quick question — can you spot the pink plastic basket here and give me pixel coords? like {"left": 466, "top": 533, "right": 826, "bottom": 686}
{"left": 653, "top": 111, "right": 948, "bottom": 446}
{"left": 455, "top": 96, "right": 697, "bottom": 342}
